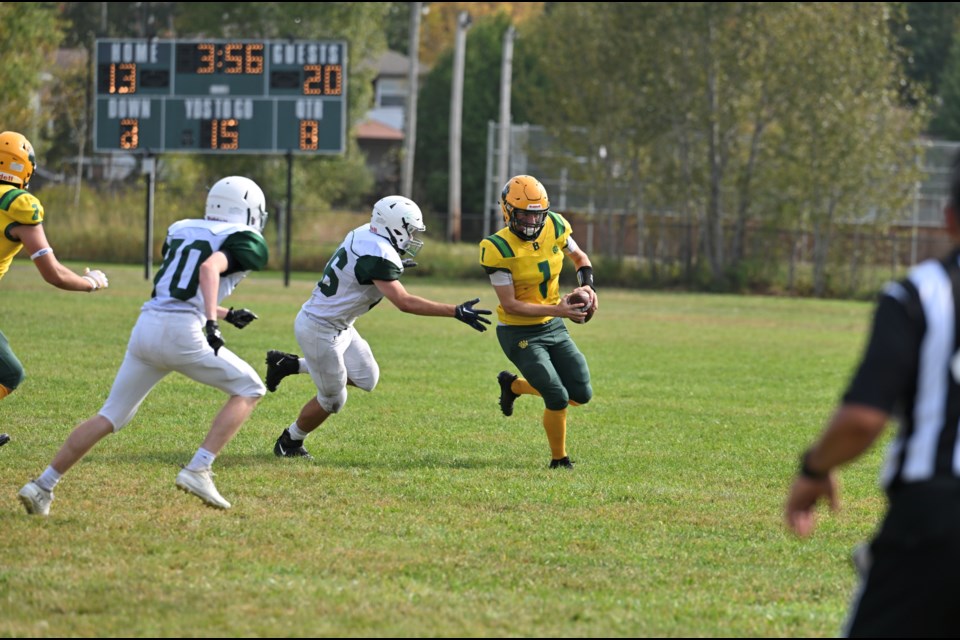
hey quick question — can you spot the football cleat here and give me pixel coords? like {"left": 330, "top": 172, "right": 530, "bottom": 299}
{"left": 18, "top": 480, "right": 53, "bottom": 516}
{"left": 175, "top": 467, "right": 231, "bottom": 509}
{"left": 497, "top": 371, "right": 519, "bottom": 417}
{"left": 549, "top": 456, "right": 575, "bottom": 470}
{"left": 265, "top": 350, "right": 300, "bottom": 392}
{"left": 274, "top": 429, "right": 314, "bottom": 460}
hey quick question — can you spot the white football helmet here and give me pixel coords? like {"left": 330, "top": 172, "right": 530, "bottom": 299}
{"left": 204, "top": 176, "right": 268, "bottom": 232}
{"left": 369, "top": 195, "right": 426, "bottom": 257}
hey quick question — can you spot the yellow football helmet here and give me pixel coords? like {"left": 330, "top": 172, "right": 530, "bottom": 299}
{"left": 0, "top": 131, "right": 36, "bottom": 188}
{"left": 500, "top": 175, "right": 549, "bottom": 241}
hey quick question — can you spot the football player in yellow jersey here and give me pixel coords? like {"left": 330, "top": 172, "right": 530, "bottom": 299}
{"left": 0, "top": 131, "right": 108, "bottom": 406}
{"left": 479, "top": 175, "right": 598, "bottom": 469}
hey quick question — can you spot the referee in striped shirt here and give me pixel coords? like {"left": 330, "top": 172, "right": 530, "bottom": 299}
{"left": 785, "top": 150, "right": 960, "bottom": 637}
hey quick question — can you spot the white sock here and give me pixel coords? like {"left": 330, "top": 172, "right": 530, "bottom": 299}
{"left": 288, "top": 423, "right": 309, "bottom": 441}
{"left": 298, "top": 358, "right": 307, "bottom": 374}
{"left": 36, "top": 466, "right": 62, "bottom": 492}
{"left": 186, "top": 447, "right": 216, "bottom": 472}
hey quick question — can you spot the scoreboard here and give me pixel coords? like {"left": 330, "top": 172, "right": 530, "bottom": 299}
{"left": 94, "top": 38, "right": 347, "bottom": 155}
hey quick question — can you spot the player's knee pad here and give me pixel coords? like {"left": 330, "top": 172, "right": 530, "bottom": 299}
{"left": 568, "top": 382, "right": 593, "bottom": 406}
{"left": 317, "top": 387, "right": 348, "bottom": 414}
{"left": 542, "top": 388, "right": 570, "bottom": 411}
{"left": 98, "top": 391, "right": 144, "bottom": 432}
{"left": 0, "top": 362, "right": 25, "bottom": 394}
{"left": 104, "top": 411, "right": 132, "bottom": 432}
{"left": 348, "top": 374, "right": 378, "bottom": 393}
{"left": 348, "top": 363, "right": 379, "bottom": 392}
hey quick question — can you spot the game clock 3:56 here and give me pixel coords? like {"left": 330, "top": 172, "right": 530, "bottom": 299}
{"left": 94, "top": 38, "right": 347, "bottom": 155}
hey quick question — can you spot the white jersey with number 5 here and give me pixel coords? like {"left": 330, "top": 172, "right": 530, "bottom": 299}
{"left": 301, "top": 224, "right": 405, "bottom": 331}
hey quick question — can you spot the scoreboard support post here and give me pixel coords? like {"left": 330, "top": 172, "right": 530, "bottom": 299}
{"left": 143, "top": 155, "right": 156, "bottom": 280}
{"left": 285, "top": 151, "right": 294, "bottom": 287}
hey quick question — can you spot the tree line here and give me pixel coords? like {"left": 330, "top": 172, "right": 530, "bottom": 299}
{"left": 0, "top": 2, "right": 954, "bottom": 295}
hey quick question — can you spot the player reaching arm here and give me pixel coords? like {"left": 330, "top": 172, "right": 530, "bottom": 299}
{"left": 264, "top": 195, "right": 490, "bottom": 460}
{"left": 0, "top": 130, "right": 108, "bottom": 404}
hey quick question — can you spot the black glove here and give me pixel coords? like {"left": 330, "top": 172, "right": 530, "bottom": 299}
{"left": 205, "top": 320, "right": 224, "bottom": 355}
{"left": 401, "top": 258, "right": 418, "bottom": 269}
{"left": 225, "top": 307, "right": 258, "bottom": 329}
{"left": 454, "top": 298, "right": 492, "bottom": 332}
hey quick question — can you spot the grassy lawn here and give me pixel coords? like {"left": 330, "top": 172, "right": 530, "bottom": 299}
{"left": 0, "top": 262, "right": 887, "bottom": 637}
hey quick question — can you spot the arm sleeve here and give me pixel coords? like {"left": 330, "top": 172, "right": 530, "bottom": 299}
{"left": 221, "top": 230, "right": 269, "bottom": 272}
{"left": 480, "top": 237, "right": 511, "bottom": 276}
{"left": 564, "top": 236, "right": 581, "bottom": 254}
{"left": 842, "top": 287, "right": 923, "bottom": 412}
{"left": 356, "top": 255, "right": 402, "bottom": 284}
{"left": 2, "top": 190, "right": 44, "bottom": 225}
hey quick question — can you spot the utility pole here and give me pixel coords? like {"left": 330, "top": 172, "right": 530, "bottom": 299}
{"left": 447, "top": 10, "right": 471, "bottom": 243}
{"left": 401, "top": 2, "right": 423, "bottom": 199}
{"left": 492, "top": 24, "right": 516, "bottom": 236}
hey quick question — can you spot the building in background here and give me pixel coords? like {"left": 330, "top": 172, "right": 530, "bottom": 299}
{"left": 357, "top": 49, "right": 426, "bottom": 197}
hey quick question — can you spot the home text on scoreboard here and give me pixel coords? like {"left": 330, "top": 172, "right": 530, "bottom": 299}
{"left": 93, "top": 38, "right": 347, "bottom": 155}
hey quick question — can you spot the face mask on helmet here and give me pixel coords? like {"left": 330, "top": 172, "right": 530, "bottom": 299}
{"left": 204, "top": 176, "right": 268, "bottom": 232}
{"left": 0, "top": 131, "right": 36, "bottom": 189}
{"left": 369, "top": 195, "right": 427, "bottom": 257}
{"left": 500, "top": 175, "right": 549, "bottom": 241}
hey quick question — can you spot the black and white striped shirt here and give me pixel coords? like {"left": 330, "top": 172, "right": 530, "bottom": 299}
{"left": 846, "top": 250, "right": 960, "bottom": 491}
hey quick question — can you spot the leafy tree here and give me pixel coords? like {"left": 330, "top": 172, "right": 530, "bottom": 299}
{"left": 767, "top": 3, "right": 926, "bottom": 295}
{"left": 522, "top": 2, "right": 927, "bottom": 293}
{"left": 418, "top": 2, "right": 544, "bottom": 67}
{"left": 894, "top": 2, "right": 960, "bottom": 101}
{"left": 931, "top": 33, "right": 960, "bottom": 139}
{"left": 60, "top": 2, "right": 177, "bottom": 44}
{"left": 892, "top": 2, "right": 960, "bottom": 137}
{"left": 0, "top": 3, "right": 65, "bottom": 142}
{"left": 43, "top": 53, "right": 91, "bottom": 207}
{"left": 385, "top": 2, "right": 413, "bottom": 55}
{"left": 414, "top": 11, "right": 540, "bottom": 229}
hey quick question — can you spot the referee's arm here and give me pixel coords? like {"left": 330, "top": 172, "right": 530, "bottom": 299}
{"left": 784, "top": 292, "right": 916, "bottom": 537}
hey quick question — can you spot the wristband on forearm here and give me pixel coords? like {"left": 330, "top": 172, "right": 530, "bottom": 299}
{"left": 576, "top": 266, "right": 595, "bottom": 291}
{"left": 799, "top": 449, "right": 829, "bottom": 480}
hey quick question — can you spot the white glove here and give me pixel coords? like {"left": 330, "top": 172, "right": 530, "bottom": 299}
{"left": 82, "top": 267, "right": 109, "bottom": 291}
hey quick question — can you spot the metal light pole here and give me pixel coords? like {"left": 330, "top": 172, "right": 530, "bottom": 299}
{"left": 401, "top": 2, "right": 423, "bottom": 199}
{"left": 496, "top": 25, "right": 515, "bottom": 191}
{"left": 490, "top": 24, "right": 515, "bottom": 236}
{"left": 447, "top": 10, "right": 471, "bottom": 242}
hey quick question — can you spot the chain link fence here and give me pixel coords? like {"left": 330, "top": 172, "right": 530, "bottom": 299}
{"left": 475, "top": 123, "right": 960, "bottom": 294}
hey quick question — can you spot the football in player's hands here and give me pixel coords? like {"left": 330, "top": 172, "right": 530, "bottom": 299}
{"left": 566, "top": 289, "right": 595, "bottom": 324}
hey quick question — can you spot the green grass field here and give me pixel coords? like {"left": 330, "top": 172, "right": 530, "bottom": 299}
{"left": 0, "top": 262, "right": 889, "bottom": 637}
